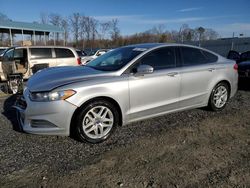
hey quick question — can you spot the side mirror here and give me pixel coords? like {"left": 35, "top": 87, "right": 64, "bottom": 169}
{"left": 136, "top": 64, "right": 154, "bottom": 75}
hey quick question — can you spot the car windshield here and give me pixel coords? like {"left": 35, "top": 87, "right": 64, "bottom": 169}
{"left": 0, "top": 49, "right": 7, "bottom": 56}
{"left": 86, "top": 47, "right": 145, "bottom": 71}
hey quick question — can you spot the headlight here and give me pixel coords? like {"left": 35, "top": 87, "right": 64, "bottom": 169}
{"left": 29, "top": 90, "right": 76, "bottom": 102}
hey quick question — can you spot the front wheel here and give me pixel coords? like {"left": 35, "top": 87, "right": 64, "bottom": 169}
{"left": 208, "top": 82, "right": 229, "bottom": 111}
{"left": 75, "top": 100, "right": 119, "bottom": 143}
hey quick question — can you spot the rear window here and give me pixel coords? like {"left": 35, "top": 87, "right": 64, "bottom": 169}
{"left": 55, "top": 48, "right": 74, "bottom": 58}
{"left": 30, "top": 48, "right": 52, "bottom": 59}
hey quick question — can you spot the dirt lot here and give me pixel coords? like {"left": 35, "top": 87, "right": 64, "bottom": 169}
{"left": 0, "top": 81, "right": 250, "bottom": 187}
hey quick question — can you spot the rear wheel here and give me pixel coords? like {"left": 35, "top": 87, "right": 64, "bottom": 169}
{"left": 208, "top": 82, "right": 229, "bottom": 111}
{"left": 75, "top": 100, "right": 119, "bottom": 143}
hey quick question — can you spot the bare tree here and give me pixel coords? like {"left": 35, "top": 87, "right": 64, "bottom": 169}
{"left": 179, "top": 24, "right": 194, "bottom": 42}
{"left": 82, "top": 16, "right": 92, "bottom": 48}
{"left": 0, "top": 13, "right": 10, "bottom": 21}
{"left": 49, "top": 13, "right": 61, "bottom": 26}
{"left": 110, "top": 19, "right": 120, "bottom": 46}
{"left": 49, "top": 13, "right": 62, "bottom": 43}
{"left": 79, "top": 15, "right": 86, "bottom": 49}
{"left": 89, "top": 18, "right": 98, "bottom": 49}
{"left": 0, "top": 13, "right": 11, "bottom": 46}
{"left": 203, "top": 28, "right": 219, "bottom": 40}
{"left": 197, "top": 26, "right": 205, "bottom": 46}
{"left": 27, "top": 12, "right": 223, "bottom": 47}
{"left": 170, "top": 30, "right": 179, "bottom": 41}
{"left": 79, "top": 16, "right": 99, "bottom": 49}
{"left": 70, "top": 13, "right": 81, "bottom": 46}
{"left": 100, "top": 21, "right": 111, "bottom": 40}
{"left": 152, "top": 24, "right": 165, "bottom": 35}
{"left": 40, "top": 12, "right": 49, "bottom": 24}
{"left": 61, "top": 17, "right": 69, "bottom": 45}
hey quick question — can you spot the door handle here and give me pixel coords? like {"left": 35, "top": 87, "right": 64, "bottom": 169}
{"left": 208, "top": 68, "right": 215, "bottom": 72}
{"left": 167, "top": 72, "right": 178, "bottom": 77}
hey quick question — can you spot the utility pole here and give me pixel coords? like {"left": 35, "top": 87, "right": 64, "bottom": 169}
{"left": 231, "top": 32, "right": 235, "bottom": 50}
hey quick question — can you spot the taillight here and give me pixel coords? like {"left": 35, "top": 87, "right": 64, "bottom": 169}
{"left": 233, "top": 63, "right": 238, "bottom": 71}
{"left": 77, "top": 57, "right": 81, "bottom": 65}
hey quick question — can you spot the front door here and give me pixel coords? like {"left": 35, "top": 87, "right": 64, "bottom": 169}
{"left": 128, "top": 47, "right": 181, "bottom": 122}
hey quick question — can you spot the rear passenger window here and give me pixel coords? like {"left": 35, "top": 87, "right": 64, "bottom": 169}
{"left": 202, "top": 50, "right": 218, "bottom": 63}
{"left": 140, "top": 47, "right": 176, "bottom": 70}
{"left": 55, "top": 48, "right": 74, "bottom": 58}
{"left": 30, "top": 48, "right": 52, "bottom": 59}
{"left": 181, "top": 47, "right": 207, "bottom": 66}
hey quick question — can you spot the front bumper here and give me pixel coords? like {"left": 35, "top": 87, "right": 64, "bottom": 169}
{"left": 14, "top": 89, "right": 77, "bottom": 136}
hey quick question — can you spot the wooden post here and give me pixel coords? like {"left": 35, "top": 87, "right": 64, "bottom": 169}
{"left": 21, "top": 29, "right": 24, "bottom": 46}
{"left": 54, "top": 32, "right": 56, "bottom": 45}
{"left": 9, "top": 29, "right": 13, "bottom": 46}
{"left": 33, "top": 30, "right": 36, "bottom": 45}
{"left": 44, "top": 32, "right": 46, "bottom": 45}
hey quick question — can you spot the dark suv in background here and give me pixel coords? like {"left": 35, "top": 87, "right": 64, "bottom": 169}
{"left": 228, "top": 50, "right": 250, "bottom": 79}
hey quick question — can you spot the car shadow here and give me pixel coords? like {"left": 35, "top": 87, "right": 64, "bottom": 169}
{"left": 238, "top": 78, "right": 250, "bottom": 91}
{"left": 2, "top": 94, "right": 23, "bottom": 132}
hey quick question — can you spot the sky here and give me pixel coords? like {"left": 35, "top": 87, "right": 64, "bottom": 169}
{"left": 1, "top": 0, "right": 250, "bottom": 38}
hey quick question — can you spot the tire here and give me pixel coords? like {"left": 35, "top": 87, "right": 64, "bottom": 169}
{"left": 75, "top": 100, "right": 119, "bottom": 143}
{"left": 208, "top": 82, "right": 229, "bottom": 111}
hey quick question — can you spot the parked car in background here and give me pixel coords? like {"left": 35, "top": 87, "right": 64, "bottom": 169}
{"left": 0, "top": 46, "right": 81, "bottom": 82}
{"left": 227, "top": 50, "right": 250, "bottom": 78}
{"left": 75, "top": 49, "right": 87, "bottom": 62}
{"left": 0, "top": 47, "right": 8, "bottom": 56}
{"left": 15, "top": 43, "right": 238, "bottom": 143}
{"left": 81, "top": 49, "right": 110, "bottom": 65}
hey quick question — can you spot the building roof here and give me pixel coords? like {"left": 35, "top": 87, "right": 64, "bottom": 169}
{"left": 0, "top": 20, "right": 64, "bottom": 33}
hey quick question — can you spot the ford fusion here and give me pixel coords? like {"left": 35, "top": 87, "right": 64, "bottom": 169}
{"left": 14, "top": 43, "right": 238, "bottom": 143}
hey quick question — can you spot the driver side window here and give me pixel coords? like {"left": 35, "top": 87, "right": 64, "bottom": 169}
{"left": 139, "top": 47, "right": 176, "bottom": 70}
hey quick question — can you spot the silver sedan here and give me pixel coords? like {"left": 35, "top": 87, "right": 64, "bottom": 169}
{"left": 15, "top": 43, "right": 238, "bottom": 143}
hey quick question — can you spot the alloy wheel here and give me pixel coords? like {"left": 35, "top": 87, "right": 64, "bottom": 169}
{"left": 82, "top": 106, "right": 114, "bottom": 139}
{"left": 213, "top": 85, "right": 228, "bottom": 108}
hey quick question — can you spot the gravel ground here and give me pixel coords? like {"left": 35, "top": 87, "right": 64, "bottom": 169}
{"left": 0, "top": 80, "right": 250, "bottom": 187}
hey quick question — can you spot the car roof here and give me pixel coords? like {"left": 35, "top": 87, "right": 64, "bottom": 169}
{"left": 123, "top": 43, "right": 164, "bottom": 49}
{"left": 121, "top": 43, "right": 220, "bottom": 56}
{"left": 14, "top": 46, "right": 76, "bottom": 50}
{"left": 122, "top": 43, "right": 203, "bottom": 49}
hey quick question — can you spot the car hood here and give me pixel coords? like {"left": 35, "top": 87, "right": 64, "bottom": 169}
{"left": 238, "top": 61, "right": 250, "bottom": 69}
{"left": 27, "top": 66, "right": 112, "bottom": 92}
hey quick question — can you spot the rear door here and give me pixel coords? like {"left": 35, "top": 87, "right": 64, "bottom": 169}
{"left": 55, "top": 48, "right": 77, "bottom": 66}
{"left": 178, "top": 46, "right": 218, "bottom": 108}
{"left": 29, "top": 47, "right": 55, "bottom": 68}
{"left": 128, "top": 47, "right": 181, "bottom": 121}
